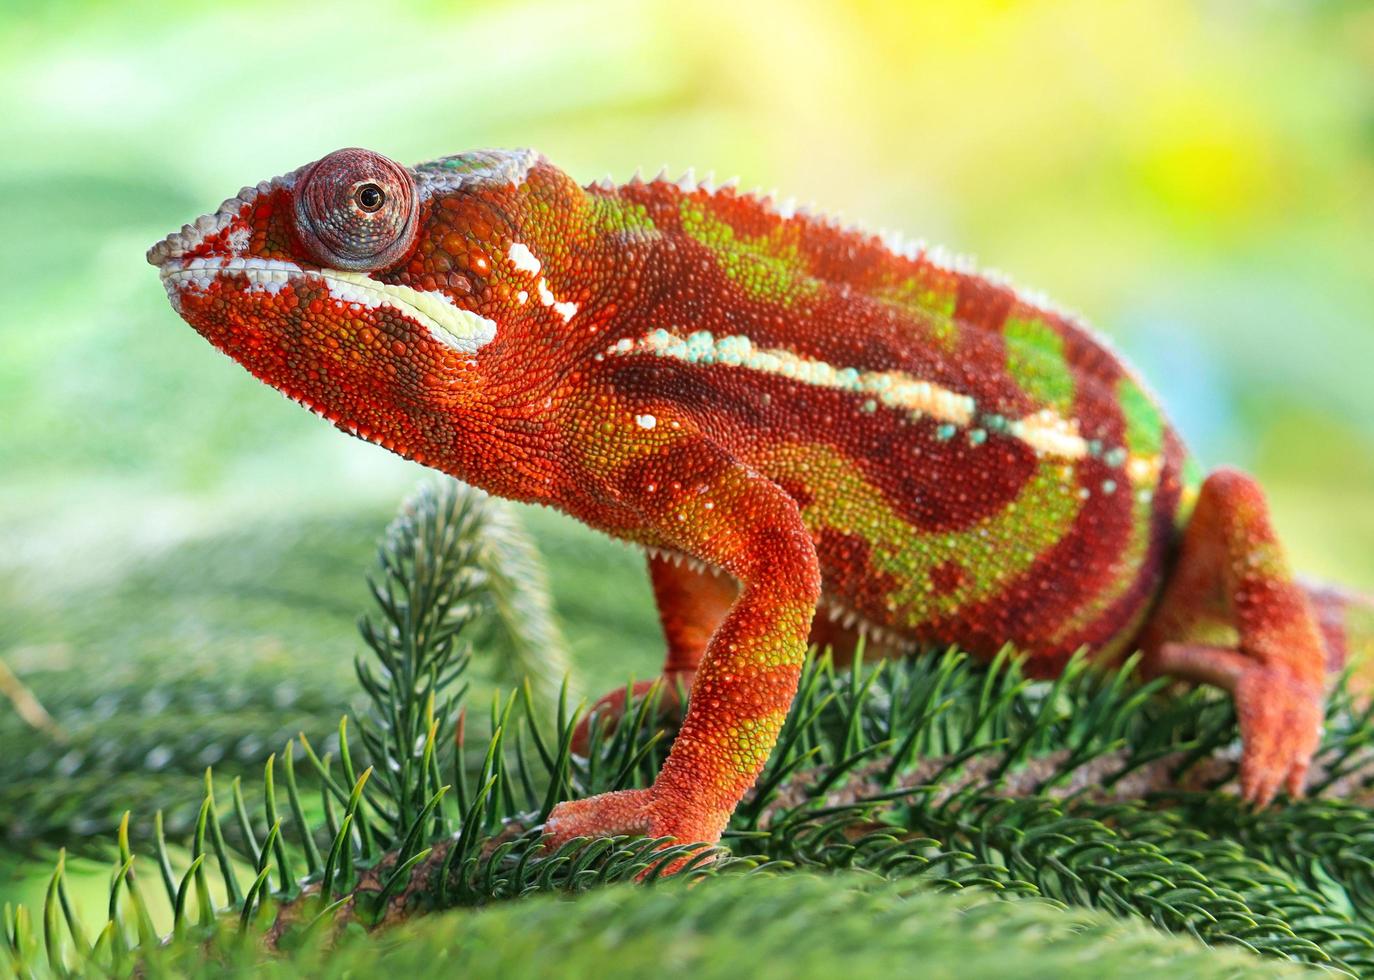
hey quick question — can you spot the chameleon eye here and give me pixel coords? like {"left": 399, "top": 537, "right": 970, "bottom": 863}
{"left": 294, "top": 149, "right": 418, "bottom": 271}
{"left": 355, "top": 182, "right": 385, "bottom": 212}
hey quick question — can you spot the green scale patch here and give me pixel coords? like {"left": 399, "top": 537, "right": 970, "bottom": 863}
{"left": 1119, "top": 375, "right": 1166, "bottom": 460}
{"left": 763, "top": 445, "right": 1082, "bottom": 624}
{"left": 590, "top": 194, "right": 658, "bottom": 237}
{"left": 1004, "top": 315, "right": 1076, "bottom": 415}
{"left": 677, "top": 197, "right": 822, "bottom": 308}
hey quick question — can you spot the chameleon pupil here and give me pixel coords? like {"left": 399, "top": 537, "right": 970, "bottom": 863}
{"left": 356, "top": 183, "right": 384, "bottom": 212}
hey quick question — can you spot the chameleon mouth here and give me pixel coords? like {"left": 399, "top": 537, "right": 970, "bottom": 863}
{"left": 158, "top": 256, "right": 498, "bottom": 355}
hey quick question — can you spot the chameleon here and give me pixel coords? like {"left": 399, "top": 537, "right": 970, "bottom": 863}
{"left": 148, "top": 146, "right": 1374, "bottom": 856}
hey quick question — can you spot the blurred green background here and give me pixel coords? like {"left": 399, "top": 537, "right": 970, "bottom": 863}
{"left": 1, "top": 0, "right": 1372, "bottom": 911}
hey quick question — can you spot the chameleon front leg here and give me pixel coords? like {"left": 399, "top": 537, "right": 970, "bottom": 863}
{"left": 546, "top": 442, "right": 821, "bottom": 851}
{"left": 570, "top": 554, "right": 737, "bottom": 754}
{"left": 1139, "top": 468, "right": 1326, "bottom": 805}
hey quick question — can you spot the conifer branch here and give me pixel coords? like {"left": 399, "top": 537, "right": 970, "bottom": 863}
{"left": 8, "top": 479, "right": 1374, "bottom": 977}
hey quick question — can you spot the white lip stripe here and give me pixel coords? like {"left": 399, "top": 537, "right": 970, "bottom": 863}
{"left": 160, "top": 257, "right": 497, "bottom": 354}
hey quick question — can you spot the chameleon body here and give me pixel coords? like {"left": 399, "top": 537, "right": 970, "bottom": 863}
{"left": 149, "top": 148, "right": 1373, "bottom": 854}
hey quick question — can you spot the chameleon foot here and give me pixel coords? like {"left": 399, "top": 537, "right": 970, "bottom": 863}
{"left": 1158, "top": 642, "right": 1323, "bottom": 807}
{"left": 543, "top": 785, "right": 725, "bottom": 875}
{"left": 1232, "top": 659, "right": 1323, "bottom": 807}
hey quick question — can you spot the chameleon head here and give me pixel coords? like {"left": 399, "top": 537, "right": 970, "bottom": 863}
{"left": 147, "top": 147, "right": 523, "bottom": 465}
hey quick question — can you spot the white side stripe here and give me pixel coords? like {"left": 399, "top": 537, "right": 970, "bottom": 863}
{"left": 613, "top": 328, "right": 1162, "bottom": 486}
{"left": 625, "top": 328, "right": 982, "bottom": 427}
{"left": 160, "top": 257, "right": 497, "bottom": 354}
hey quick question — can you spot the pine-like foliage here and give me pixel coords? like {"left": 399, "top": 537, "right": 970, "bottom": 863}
{"left": 0, "top": 485, "right": 569, "bottom": 856}
{"left": 6, "top": 479, "right": 1374, "bottom": 977}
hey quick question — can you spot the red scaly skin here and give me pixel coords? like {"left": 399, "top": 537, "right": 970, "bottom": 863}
{"left": 148, "top": 147, "right": 1366, "bottom": 862}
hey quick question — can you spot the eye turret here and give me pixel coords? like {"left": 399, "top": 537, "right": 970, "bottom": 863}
{"left": 294, "top": 148, "right": 419, "bottom": 271}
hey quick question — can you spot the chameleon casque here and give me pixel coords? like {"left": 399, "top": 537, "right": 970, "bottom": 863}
{"left": 148, "top": 147, "right": 1374, "bottom": 857}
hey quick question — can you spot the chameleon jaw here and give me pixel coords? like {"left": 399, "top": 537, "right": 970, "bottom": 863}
{"left": 158, "top": 256, "right": 498, "bottom": 355}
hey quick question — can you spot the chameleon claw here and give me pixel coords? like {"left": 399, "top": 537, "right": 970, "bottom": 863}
{"left": 1233, "top": 660, "right": 1323, "bottom": 808}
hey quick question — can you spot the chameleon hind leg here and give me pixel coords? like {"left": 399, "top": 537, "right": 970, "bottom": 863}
{"left": 1139, "top": 468, "right": 1326, "bottom": 806}
{"left": 570, "top": 553, "right": 736, "bottom": 755}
